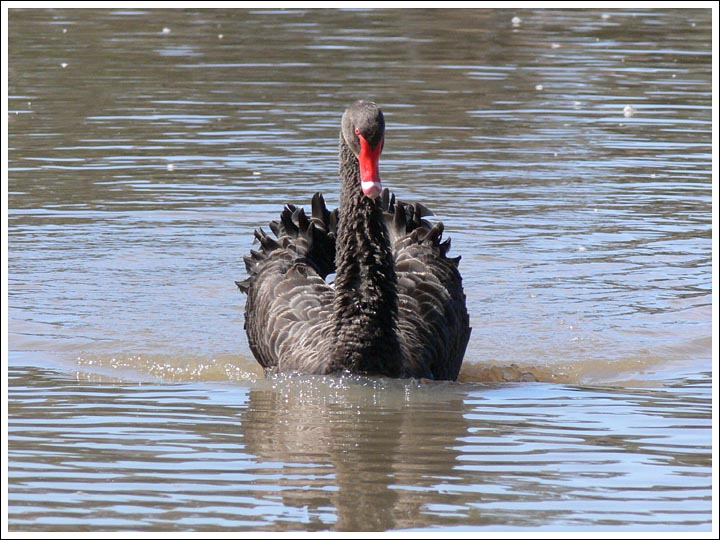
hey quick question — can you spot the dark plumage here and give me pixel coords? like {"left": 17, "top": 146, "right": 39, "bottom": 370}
{"left": 237, "top": 100, "right": 471, "bottom": 380}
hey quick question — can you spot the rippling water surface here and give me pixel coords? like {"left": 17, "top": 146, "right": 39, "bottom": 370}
{"left": 7, "top": 7, "right": 713, "bottom": 532}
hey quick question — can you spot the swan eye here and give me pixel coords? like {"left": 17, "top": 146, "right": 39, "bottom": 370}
{"left": 354, "top": 127, "right": 360, "bottom": 135}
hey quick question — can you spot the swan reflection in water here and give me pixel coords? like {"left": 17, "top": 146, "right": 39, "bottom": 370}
{"left": 241, "top": 375, "right": 470, "bottom": 531}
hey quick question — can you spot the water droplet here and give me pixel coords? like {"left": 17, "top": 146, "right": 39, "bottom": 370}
{"left": 573, "top": 100, "right": 582, "bottom": 109}
{"left": 511, "top": 16, "right": 521, "bottom": 27}
{"left": 62, "top": 28, "right": 67, "bottom": 34}
{"left": 601, "top": 13, "right": 611, "bottom": 20}
{"left": 253, "top": 171, "right": 261, "bottom": 176}
{"left": 60, "top": 62, "right": 68, "bottom": 68}
{"left": 623, "top": 104, "right": 635, "bottom": 117}
{"left": 162, "top": 27, "right": 171, "bottom": 34}
{"left": 551, "top": 42, "right": 560, "bottom": 49}
{"left": 218, "top": 34, "right": 224, "bottom": 39}
{"left": 166, "top": 163, "right": 175, "bottom": 171}
{"left": 535, "top": 84, "right": 543, "bottom": 91}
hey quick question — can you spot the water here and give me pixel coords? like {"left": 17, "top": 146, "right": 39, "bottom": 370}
{"left": 6, "top": 7, "right": 713, "bottom": 532}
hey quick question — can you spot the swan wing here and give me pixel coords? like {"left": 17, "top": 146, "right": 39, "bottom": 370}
{"left": 237, "top": 194, "right": 337, "bottom": 373}
{"left": 379, "top": 190, "right": 471, "bottom": 380}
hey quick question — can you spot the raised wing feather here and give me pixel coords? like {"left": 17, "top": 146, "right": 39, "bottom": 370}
{"left": 237, "top": 194, "right": 337, "bottom": 373}
{"left": 379, "top": 190, "right": 471, "bottom": 380}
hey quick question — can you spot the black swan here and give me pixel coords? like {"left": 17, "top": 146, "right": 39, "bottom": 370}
{"left": 237, "top": 100, "right": 471, "bottom": 380}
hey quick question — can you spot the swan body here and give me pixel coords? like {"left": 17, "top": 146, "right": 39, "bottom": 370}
{"left": 237, "top": 101, "right": 470, "bottom": 380}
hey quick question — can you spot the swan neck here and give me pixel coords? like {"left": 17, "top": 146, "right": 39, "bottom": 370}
{"left": 331, "top": 135, "right": 401, "bottom": 376}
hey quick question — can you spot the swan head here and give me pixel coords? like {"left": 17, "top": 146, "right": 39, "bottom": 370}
{"left": 342, "top": 100, "right": 385, "bottom": 199}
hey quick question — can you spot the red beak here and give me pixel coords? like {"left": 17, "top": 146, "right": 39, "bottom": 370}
{"left": 357, "top": 134, "right": 383, "bottom": 199}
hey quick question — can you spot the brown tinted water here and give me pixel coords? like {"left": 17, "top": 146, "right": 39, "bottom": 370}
{"left": 7, "top": 7, "right": 713, "bottom": 532}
